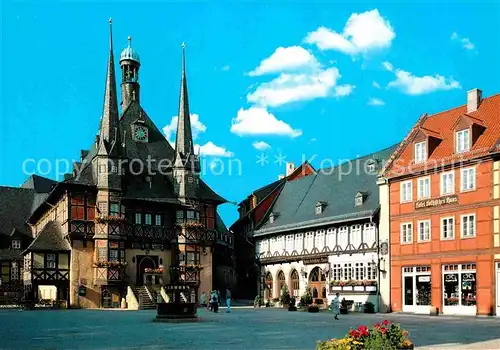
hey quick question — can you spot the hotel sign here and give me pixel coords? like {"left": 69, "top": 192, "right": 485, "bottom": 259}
{"left": 303, "top": 256, "right": 328, "bottom": 265}
{"left": 415, "top": 195, "right": 458, "bottom": 210}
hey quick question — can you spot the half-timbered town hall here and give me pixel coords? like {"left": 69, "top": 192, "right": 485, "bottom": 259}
{"left": 0, "top": 20, "right": 232, "bottom": 308}
{"left": 252, "top": 146, "right": 396, "bottom": 312}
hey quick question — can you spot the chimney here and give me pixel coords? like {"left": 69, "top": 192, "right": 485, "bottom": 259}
{"left": 278, "top": 174, "right": 285, "bottom": 180}
{"left": 467, "top": 88, "right": 482, "bottom": 113}
{"left": 285, "top": 162, "right": 295, "bottom": 176}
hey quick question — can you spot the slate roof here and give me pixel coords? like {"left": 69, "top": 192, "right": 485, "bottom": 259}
{"left": 24, "top": 221, "right": 71, "bottom": 252}
{"left": 0, "top": 187, "right": 38, "bottom": 237}
{"left": 64, "top": 100, "right": 225, "bottom": 204}
{"left": 254, "top": 145, "right": 398, "bottom": 236}
{"left": 384, "top": 93, "right": 500, "bottom": 178}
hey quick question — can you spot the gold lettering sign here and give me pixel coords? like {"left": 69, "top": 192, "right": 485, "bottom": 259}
{"left": 415, "top": 195, "right": 458, "bottom": 210}
{"left": 303, "top": 256, "right": 328, "bottom": 265}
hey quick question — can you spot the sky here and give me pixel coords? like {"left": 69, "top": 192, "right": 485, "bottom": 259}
{"left": 1, "top": 1, "right": 500, "bottom": 226}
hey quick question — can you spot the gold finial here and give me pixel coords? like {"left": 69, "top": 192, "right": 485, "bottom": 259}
{"left": 109, "top": 17, "right": 112, "bottom": 24}
{"left": 128, "top": 36, "right": 132, "bottom": 46}
{"left": 181, "top": 42, "right": 186, "bottom": 49}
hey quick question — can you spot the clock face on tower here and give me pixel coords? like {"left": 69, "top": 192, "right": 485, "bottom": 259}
{"left": 133, "top": 125, "right": 148, "bottom": 142}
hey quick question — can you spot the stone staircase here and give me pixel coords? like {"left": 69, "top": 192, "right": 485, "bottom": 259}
{"left": 131, "top": 286, "right": 155, "bottom": 310}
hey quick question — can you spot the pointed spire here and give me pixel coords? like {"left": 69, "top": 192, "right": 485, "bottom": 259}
{"left": 98, "top": 18, "right": 120, "bottom": 157}
{"left": 175, "top": 42, "right": 195, "bottom": 159}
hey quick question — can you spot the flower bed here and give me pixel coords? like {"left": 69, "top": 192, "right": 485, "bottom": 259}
{"left": 316, "top": 320, "right": 413, "bottom": 350}
{"left": 95, "top": 216, "right": 126, "bottom": 224}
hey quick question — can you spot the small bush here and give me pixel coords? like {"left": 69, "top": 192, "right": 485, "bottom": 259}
{"left": 253, "top": 295, "right": 262, "bottom": 308}
{"left": 364, "top": 301, "right": 375, "bottom": 314}
{"left": 300, "top": 284, "right": 313, "bottom": 306}
{"left": 308, "top": 305, "right": 319, "bottom": 313}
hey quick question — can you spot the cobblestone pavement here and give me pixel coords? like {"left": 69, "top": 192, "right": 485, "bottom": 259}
{"left": 1, "top": 307, "right": 500, "bottom": 349}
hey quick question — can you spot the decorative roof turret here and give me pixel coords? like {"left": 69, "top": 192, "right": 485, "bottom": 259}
{"left": 120, "top": 36, "right": 140, "bottom": 65}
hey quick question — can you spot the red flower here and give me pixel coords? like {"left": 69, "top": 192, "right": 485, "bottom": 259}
{"left": 358, "top": 325, "right": 369, "bottom": 337}
{"left": 349, "top": 329, "right": 361, "bottom": 338}
{"left": 379, "top": 327, "right": 388, "bottom": 334}
{"left": 373, "top": 323, "right": 381, "bottom": 329}
{"left": 382, "top": 320, "right": 390, "bottom": 326}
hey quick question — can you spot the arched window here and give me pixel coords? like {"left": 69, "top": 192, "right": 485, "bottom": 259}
{"left": 265, "top": 272, "right": 273, "bottom": 300}
{"left": 312, "top": 287, "right": 318, "bottom": 298}
{"left": 290, "top": 269, "right": 300, "bottom": 296}
{"left": 310, "top": 267, "right": 324, "bottom": 282}
{"left": 277, "top": 271, "right": 286, "bottom": 292}
{"left": 322, "top": 287, "right": 327, "bottom": 299}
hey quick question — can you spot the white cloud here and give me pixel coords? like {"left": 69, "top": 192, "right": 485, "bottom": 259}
{"left": 451, "top": 32, "right": 475, "bottom": 51}
{"left": 231, "top": 107, "right": 302, "bottom": 137}
{"left": 368, "top": 97, "right": 385, "bottom": 106}
{"left": 221, "top": 65, "right": 230, "bottom": 71}
{"left": 252, "top": 141, "right": 271, "bottom": 150}
{"left": 382, "top": 61, "right": 393, "bottom": 72}
{"left": 334, "top": 84, "right": 355, "bottom": 97}
{"left": 247, "top": 68, "right": 353, "bottom": 107}
{"left": 163, "top": 113, "right": 207, "bottom": 143}
{"left": 194, "top": 141, "right": 233, "bottom": 157}
{"left": 304, "top": 9, "right": 395, "bottom": 55}
{"left": 372, "top": 81, "right": 381, "bottom": 89}
{"left": 249, "top": 46, "right": 319, "bottom": 76}
{"left": 387, "top": 67, "right": 461, "bottom": 95}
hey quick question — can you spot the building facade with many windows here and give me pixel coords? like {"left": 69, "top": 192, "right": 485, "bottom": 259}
{"left": 253, "top": 146, "right": 396, "bottom": 311}
{"left": 381, "top": 89, "right": 500, "bottom": 316}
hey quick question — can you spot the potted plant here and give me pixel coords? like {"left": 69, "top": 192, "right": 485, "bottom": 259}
{"left": 280, "top": 285, "right": 291, "bottom": 307}
{"left": 288, "top": 297, "right": 297, "bottom": 311}
{"left": 340, "top": 298, "right": 349, "bottom": 314}
{"left": 300, "top": 285, "right": 313, "bottom": 307}
{"left": 364, "top": 301, "right": 375, "bottom": 313}
{"left": 265, "top": 299, "right": 271, "bottom": 307}
{"left": 308, "top": 304, "right": 320, "bottom": 313}
{"left": 253, "top": 295, "right": 262, "bottom": 308}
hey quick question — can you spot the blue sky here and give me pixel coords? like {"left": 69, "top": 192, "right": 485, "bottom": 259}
{"left": 1, "top": 1, "right": 500, "bottom": 225}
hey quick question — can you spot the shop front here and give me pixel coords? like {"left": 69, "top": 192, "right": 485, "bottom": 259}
{"left": 442, "top": 263, "right": 477, "bottom": 316}
{"left": 401, "top": 266, "right": 431, "bottom": 314}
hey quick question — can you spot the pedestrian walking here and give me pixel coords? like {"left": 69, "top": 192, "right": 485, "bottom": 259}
{"left": 200, "top": 292, "right": 207, "bottom": 308}
{"left": 225, "top": 288, "right": 232, "bottom": 313}
{"left": 331, "top": 293, "right": 340, "bottom": 320}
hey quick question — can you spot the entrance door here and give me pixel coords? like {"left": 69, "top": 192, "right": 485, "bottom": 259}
{"left": 309, "top": 266, "right": 326, "bottom": 305}
{"left": 136, "top": 256, "right": 158, "bottom": 286}
{"left": 496, "top": 262, "right": 500, "bottom": 316}
{"left": 403, "top": 276, "right": 414, "bottom": 312}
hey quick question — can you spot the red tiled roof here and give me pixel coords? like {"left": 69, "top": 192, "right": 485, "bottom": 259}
{"left": 385, "top": 93, "right": 500, "bottom": 178}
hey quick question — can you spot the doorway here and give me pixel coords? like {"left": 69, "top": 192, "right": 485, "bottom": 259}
{"left": 309, "top": 266, "right": 326, "bottom": 304}
{"left": 136, "top": 256, "right": 158, "bottom": 286}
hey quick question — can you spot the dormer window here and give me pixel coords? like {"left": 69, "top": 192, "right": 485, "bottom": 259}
{"left": 456, "top": 129, "right": 470, "bottom": 153}
{"left": 315, "top": 201, "right": 327, "bottom": 215}
{"left": 269, "top": 212, "right": 275, "bottom": 223}
{"left": 12, "top": 240, "right": 21, "bottom": 249}
{"left": 355, "top": 192, "right": 368, "bottom": 206}
{"left": 366, "top": 160, "right": 378, "bottom": 173}
{"left": 414, "top": 141, "right": 427, "bottom": 163}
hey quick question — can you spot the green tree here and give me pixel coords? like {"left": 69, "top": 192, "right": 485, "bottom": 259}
{"left": 280, "top": 284, "right": 291, "bottom": 305}
{"left": 300, "top": 283, "right": 313, "bottom": 306}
